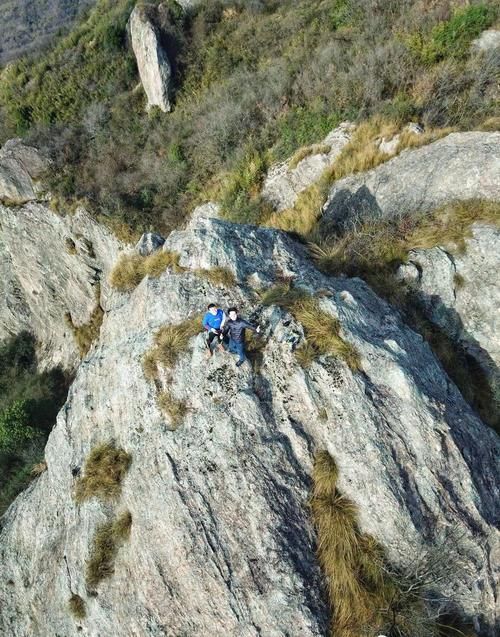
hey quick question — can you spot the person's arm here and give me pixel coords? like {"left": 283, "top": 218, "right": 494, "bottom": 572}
{"left": 242, "top": 319, "right": 260, "bottom": 333}
{"left": 202, "top": 313, "right": 210, "bottom": 331}
{"left": 220, "top": 311, "right": 227, "bottom": 330}
{"left": 221, "top": 322, "right": 230, "bottom": 338}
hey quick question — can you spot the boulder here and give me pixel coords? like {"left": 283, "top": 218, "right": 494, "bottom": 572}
{"left": 472, "top": 29, "right": 500, "bottom": 52}
{"left": 261, "top": 122, "right": 355, "bottom": 212}
{"left": 321, "top": 132, "right": 500, "bottom": 233}
{"left": 0, "top": 216, "right": 498, "bottom": 636}
{"left": 129, "top": 6, "right": 172, "bottom": 113}
{"left": 135, "top": 231, "right": 165, "bottom": 256}
{"left": 0, "top": 139, "right": 49, "bottom": 204}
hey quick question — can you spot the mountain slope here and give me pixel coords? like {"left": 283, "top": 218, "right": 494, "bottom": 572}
{"left": 0, "top": 211, "right": 498, "bottom": 636}
{"left": 0, "top": 0, "right": 95, "bottom": 64}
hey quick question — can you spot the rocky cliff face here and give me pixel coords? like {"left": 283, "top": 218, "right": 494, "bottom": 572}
{"left": 321, "top": 132, "right": 500, "bottom": 233}
{"left": 0, "top": 141, "right": 122, "bottom": 370}
{"left": 0, "top": 209, "right": 498, "bottom": 636}
{"left": 397, "top": 222, "right": 500, "bottom": 420}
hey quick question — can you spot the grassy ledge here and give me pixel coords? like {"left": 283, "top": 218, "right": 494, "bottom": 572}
{"left": 74, "top": 442, "right": 132, "bottom": 503}
{"left": 308, "top": 199, "right": 500, "bottom": 430}
{"left": 266, "top": 117, "right": 454, "bottom": 236}
{"left": 260, "top": 283, "right": 360, "bottom": 371}
{"left": 109, "top": 251, "right": 183, "bottom": 291}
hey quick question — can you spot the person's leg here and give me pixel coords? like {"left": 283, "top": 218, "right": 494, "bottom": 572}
{"left": 208, "top": 331, "right": 219, "bottom": 353}
{"left": 227, "top": 337, "right": 238, "bottom": 354}
{"left": 205, "top": 331, "right": 216, "bottom": 357}
{"left": 235, "top": 341, "right": 246, "bottom": 365}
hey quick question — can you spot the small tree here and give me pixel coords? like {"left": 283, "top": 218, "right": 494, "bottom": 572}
{"left": 0, "top": 400, "right": 38, "bottom": 454}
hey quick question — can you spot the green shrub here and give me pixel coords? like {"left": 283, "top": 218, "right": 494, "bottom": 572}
{"left": 0, "top": 333, "right": 69, "bottom": 513}
{"left": 0, "top": 401, "right": 38, "bottom": 454}
{"left": 1, "top": 0, "right": 497, "bottom": 237}
{"left": 85, "top": 510, "right": 132, "bottom": 588}
{"left": 410, "top": 5, "right": 497, "bottom": 65}
{"left": 274, "top": 107, "right": 342, "bottom": 162}
{"left": 74, "top": 442, "right": 132, "bottom": 503}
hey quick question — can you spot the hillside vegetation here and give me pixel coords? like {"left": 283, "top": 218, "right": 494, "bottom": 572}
{"left": 0, "top": 333, "right": 70, "bottom": 514}
{"left": 0, "top": 0, "right": 497, "bottom": 237}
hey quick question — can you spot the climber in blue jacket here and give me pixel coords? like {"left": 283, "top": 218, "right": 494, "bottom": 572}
{"left": 202, "top": 303, "right": 226, "bottom": 358}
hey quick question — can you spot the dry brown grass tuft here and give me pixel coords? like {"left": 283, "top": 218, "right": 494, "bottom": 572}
{"left": 109, "top": 250, "right": 183, "bottom": 291}
{"left": 261, "top": 284, "right": 361, "bottom": 370}
{"left": 194, "top": 266, "right": 236, "bottom": 287}
{"left": 144, "top": 316, "right": 202, "bottom": 376}
{"left": 158, "top": 391, "right": 188, "bottom": 429}
{"left": 65, "top": 238, "right": 77, "bottom": 255}
{"left": 143, "top": 317, "right": 201, "bottom": 427}
{"left": 288, "top": 143, "right": 332, "bottom": 170}
{"left": 68, "top": 593, "right": 86, "bottom": 620}
{"left": 295, "top": 342, "right": 317, "bottom": 369}
{"left": 65, "top": 304, "right": 104, "bottom": 358}
{"left": 85, "top": 510, "right": 132, "bottom": 589}
{"left": 310, "top": 451, "right": 395, "bottom": 636}
{"left": 74, "top": 442, "right": 132, "bottom": 504}
{"left": 267, "top": 182, "right": 324, "bottom": 235}
{"left": 30, "top": 461, "right": 47, "bottom": 477}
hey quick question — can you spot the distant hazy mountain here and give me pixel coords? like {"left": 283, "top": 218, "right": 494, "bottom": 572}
{"left": 0, "top": 0, "right": 95, "bottom": 64}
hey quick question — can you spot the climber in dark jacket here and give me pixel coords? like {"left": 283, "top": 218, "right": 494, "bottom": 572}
{"left": 221, "top": 307, "right": 260, "bottom": 367}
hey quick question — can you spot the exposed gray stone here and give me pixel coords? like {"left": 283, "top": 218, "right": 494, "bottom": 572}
{"left": 129, "top": 6, "right": 172, "bottom": 113}
{"left": 261, "top": 122, "right": 355, "bottom": 212}
{"left": 0, "top": 202, "right": 123, "bottom": 370}
{"left": 378, "top": 123, "right": 423, "bottom": 156}
{"left": 135, "top": 231, "right": 165, "bottom": 256}
{"left": 0, "top": 139, "right": 49, "bottom": 204}
{"left": 397, "top": 223, "right": 500, "bottom": 412}
{"left": 187, "top": 201, "right": 221, "bottom": 229}
{"left": 472, "top": 29, "right": 500, "bottom": 52}
{"left": 0, "top": 216, "right": 498, "bottom": 636}
{"left": 321, "top": 132, "right": 500, "bottom": 233}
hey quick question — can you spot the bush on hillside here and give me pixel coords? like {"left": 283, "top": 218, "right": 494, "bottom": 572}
{"left": 0, "top": 332, "right": 70, "bottom": 514}
{"left": 0, "top": 0, "right": 497, "bottom": 237}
